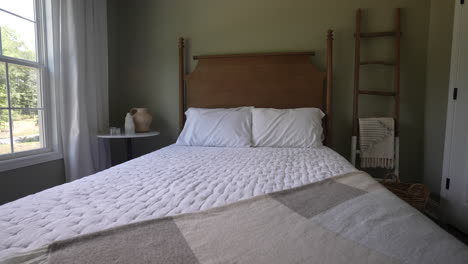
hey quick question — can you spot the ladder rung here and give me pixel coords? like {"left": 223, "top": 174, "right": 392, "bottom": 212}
{"left": 359, "top": 90, "right": 396, "bottom": 96}
{"left": 360, "top": 61, "right": 395, "bottom": 66}
{"left": 356, "top": 31, "right": 396, "bottom": 38}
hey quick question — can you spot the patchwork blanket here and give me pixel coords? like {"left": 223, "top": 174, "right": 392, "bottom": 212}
{"left": 3, "top": 172, "right": 468, "bottom": 264}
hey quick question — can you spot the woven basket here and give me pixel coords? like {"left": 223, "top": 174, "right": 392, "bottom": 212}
{"left": 381, "top": 174, "right": 430, "bottom": 211}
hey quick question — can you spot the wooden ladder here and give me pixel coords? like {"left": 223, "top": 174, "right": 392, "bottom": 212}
{"left": 351, "top": 8, "right": 401, "bottom": 176}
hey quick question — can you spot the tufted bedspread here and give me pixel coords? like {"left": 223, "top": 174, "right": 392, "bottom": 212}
{"left": 0, "top": 145, "right": 357, "bottom": 260}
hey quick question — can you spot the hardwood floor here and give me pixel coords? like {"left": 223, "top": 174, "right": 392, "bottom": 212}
{"left": 444, "top": 224, "right": 468, "bottom": 246}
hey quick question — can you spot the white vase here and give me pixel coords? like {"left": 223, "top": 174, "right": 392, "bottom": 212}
{"left": 124, "top": 113, "right": 135, "bottom": 134}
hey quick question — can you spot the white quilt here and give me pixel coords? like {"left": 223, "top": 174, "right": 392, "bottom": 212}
{"left": 0, "top": 145, "right": 356, "bottom": 260}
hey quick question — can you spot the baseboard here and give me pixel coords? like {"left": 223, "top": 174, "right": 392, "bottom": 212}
{"left": 424, "top": 196, "right": 441, "bottom": 221}
{"left": 424, "top": 197, "right": 468, "bottom": 245}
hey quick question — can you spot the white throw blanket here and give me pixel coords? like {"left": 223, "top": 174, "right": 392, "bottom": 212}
{"left": 359, "top": 117, "right": 395, "bottom": 169}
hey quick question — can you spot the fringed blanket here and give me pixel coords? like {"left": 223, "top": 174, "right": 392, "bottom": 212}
{"left": 3, "top": 172, "right": 468, "bottom": 264}
{"left": 359, "top": 117, "right": 395, "bottom": 168}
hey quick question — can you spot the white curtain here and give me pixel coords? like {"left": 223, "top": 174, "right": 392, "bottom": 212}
{"left": 50, "top": 0, "right": 109, "bottom": 181}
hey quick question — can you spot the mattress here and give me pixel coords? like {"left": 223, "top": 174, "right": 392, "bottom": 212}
{"left": 0, "top": 145, "right": 357, "bottom": 260}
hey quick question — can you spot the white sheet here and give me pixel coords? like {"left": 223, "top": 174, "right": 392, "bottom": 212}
{"left": 0, "top": 145, "right": 356, "bottom": 259}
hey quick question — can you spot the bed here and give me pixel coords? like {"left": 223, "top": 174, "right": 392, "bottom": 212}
{"left": 1, "top": 31, "right": 467, "bottom": 264}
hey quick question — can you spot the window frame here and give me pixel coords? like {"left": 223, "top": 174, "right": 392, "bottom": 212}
{"left": 0, "top": 0, "right": 62, "bottom": 172}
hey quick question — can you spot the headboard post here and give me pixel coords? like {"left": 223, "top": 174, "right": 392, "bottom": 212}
{"left": 178, "top": 37, "right": 185, "bottom": 131}
{"left": 326, "top": 30, "right": 334, "bottom": 146}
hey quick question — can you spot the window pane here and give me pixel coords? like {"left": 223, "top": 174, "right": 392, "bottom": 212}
{"left": 9, "top": 64, "right": 40, "bottom": 108}
{"left": 0, "top": 110, "right": 11, "bottom": 154}
{"left": 12, "top": 109, "right": 42, "bottom": 153}
{"left": 0, "top": 0, "right": 35, "bottom": 21}
{"left": 0, "top": 62, "right": 6, "bottom": 107}
{"left": 0, "top": 11, "right": 37, "bottom": 61}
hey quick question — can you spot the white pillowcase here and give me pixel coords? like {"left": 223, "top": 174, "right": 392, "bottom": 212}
{"left": 176, "top": 107, "right": 252, "bottom": 147}
{"left": 252, "top": 108, "right": 325, "bottom": 148}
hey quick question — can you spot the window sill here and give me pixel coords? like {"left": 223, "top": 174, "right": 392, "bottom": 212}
{"left": 0, "top": 150, "right": 63, "bottom": 173}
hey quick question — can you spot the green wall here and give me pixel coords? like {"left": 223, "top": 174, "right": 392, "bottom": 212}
{"left": 108, "top": 0, "right": 431, "bottom": 182}
{"left": 423, "top": 0, "right": 454, "bottom": 196}
{"left": 0, "top": 0, "right": 453, "bottom": 205}
{"left": 0, "top": 159, "right": 65, "bottom": 205}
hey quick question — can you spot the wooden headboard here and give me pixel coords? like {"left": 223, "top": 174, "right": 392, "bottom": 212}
{"left": 178, "top": 30, "right": 334, "bottom": 145}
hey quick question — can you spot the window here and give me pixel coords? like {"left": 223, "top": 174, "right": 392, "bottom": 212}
{"left": 0, "top": 0, "right": 60, "bottom": 168}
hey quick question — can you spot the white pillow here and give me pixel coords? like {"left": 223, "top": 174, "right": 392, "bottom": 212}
{"left": 252, "top": 107, "right": 325, "bottom": 148}
{"left": 176, "top": 107, "right": 252, "bottom": 147}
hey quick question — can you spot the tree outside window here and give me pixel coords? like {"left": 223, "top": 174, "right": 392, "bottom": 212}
{"left": 0, "top": 0, "right": 46, "bottom": 156}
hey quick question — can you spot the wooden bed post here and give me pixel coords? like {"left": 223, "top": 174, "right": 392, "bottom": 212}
{"left": 178, "top": 37, "right": 185, "bottom": 132}
{"left": 326, "top": 29, "right": 334, "bottom": 146}
{"left": 394, "top": 8, "right": 401, "bottom": 137}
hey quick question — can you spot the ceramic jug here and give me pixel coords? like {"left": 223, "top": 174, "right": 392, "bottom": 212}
{"left": 130, "top": 108, "right": 153, "bottom": 133}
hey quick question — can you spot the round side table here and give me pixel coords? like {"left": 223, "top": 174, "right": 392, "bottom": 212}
{"left": 97, "top": 131, "right": 160, "bottom": 161}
